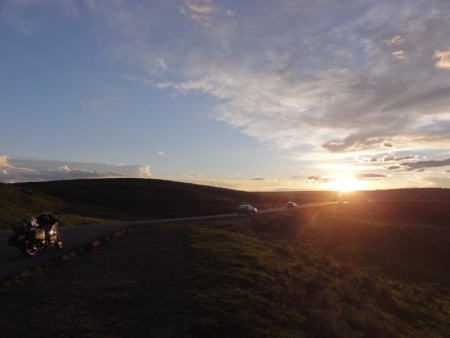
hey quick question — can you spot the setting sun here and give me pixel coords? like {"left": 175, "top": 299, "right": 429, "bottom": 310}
{"left": 328, "top": 175, "right": 365, "bottom": 192}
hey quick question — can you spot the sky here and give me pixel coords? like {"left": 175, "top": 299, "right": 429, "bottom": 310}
{"left": 1, "top": 0, "right": 450, "bottom": 191}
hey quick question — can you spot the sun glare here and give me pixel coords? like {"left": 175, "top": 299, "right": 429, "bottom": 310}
{"left": 328, "top": 175, "right": 365, "bottom": 192}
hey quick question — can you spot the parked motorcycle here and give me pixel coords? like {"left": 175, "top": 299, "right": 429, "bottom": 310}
{"left": 8, "top": 212, "right": 63, "bottom": 257}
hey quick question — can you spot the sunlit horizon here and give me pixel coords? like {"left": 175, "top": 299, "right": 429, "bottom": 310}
{"left": 326, "top": 175, "right": 368, "bottom": 192}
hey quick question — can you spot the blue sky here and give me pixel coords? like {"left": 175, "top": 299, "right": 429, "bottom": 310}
{"left": 1, "top": 0, "right": 450, "bottom": 191}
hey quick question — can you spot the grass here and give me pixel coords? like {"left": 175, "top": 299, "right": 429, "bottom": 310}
{"left": 0, "top": 183, "right": 64, "bottom": 226}
{"left": 0, "top": 182, "right": 118, "bottom": 229}
{"left": 186, "top": 209, "right": 450, "bottom": 337}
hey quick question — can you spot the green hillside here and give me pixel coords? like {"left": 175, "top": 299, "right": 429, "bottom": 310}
{"left": 0, "top": 182, "right": 64, "bottom": 226}
{"left": 15, "top": 178, "right": 336, "bottom": 222}
{"left": 3, "top": 178, "right": 336, "bottom": 228}
{"left": 188, "top": 203, "right": 450, "bottom": 337}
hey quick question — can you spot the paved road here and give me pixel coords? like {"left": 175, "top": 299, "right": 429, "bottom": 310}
{"left": 0, "top": 202, "right": 336, "bottom": 281}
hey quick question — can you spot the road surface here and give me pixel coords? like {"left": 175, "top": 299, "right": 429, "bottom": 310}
{"left": 0, "top": 202, "right": 335, "bottom": 281}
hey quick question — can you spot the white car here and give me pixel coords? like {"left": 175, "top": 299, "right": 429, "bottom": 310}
{"left": 237, "top": 204, "right": 257, "bottom": 214}
{"left": 287, "top": 202, "right": 298, "bottom": 209}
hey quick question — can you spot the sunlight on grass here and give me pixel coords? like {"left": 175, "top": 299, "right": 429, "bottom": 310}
{"left": 186, "top": 210, "right": 450, "bottom": 338}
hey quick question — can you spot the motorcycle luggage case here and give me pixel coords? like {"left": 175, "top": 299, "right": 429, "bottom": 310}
{"left": 35, "top": 229, "right": 46, "bottom": 240}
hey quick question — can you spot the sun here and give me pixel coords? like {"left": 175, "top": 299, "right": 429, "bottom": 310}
{"left": 328, "top": 174, "right": 365, "bottom": 192}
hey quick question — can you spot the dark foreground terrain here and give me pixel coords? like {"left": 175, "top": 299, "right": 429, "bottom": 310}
{"left": 1, "top": 180, "right": 450, "bottom": 337}
{"left": 1, "top": 199, "right": 449, "bottom": 337}
{"left": 0, "top": 224, "right": 192, "bottom": 338}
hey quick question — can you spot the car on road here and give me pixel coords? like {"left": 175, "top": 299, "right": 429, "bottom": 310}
{"left": 287, "top": 202, "right": 298, "bottom": 209}
{"left": 237, "top": 204, "right": 257, "bottom": 214}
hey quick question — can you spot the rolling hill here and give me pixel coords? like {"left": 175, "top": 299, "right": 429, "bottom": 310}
{"left": 1, "top": 178, "right": 449, "bottom": 227}
{"left": 13, "top": 178, "right": 337, "bottom": 222}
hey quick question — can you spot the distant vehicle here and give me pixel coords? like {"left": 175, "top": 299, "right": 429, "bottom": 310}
{"left": 287, "top": 202, "right": 298, "bottom": 209}
{"left": 237, "top": 204, "right": 257, "bottom": 214}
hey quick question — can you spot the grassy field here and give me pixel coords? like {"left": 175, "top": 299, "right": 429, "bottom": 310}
{"left": 1, "top": 179, "right": 449, "bottom": 337}
{"left": 187, "top": 203, "right": 450, "bottom": 337}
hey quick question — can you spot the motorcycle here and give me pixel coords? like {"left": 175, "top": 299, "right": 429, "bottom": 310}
{"left": 8, "top": 213, "right": 63, "bottom": 257}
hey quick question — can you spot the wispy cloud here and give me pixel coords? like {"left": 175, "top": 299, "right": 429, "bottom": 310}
{"left": 250, "top": 177, "right": 278, "bottom": 182}
{"left": 0, "top": 156, "right": 151, "bottom": 183}
{"left": 392, "top": 50, "right": 405, "bottom": 59}
{"left": 308, "top": 176, "right": 335, "bottom": 183}
{"left": 383, "top": 35, "right": 404, "bottom": 46}
{"left": 355, "top": 173, "right": 387, "bottom": 180}
{"left": 435, "top": 49, "right": 450, "bottom": 70}
{"left": 0, "top": 155, "right": 34, "bottom": 176}
{"left": 402, "top": 158, "right": 450, "bottom": 170}
{"left": 180, "top": 0, "right": 215, "bottom": 27}
{"left": 183, "top": 173, "right": 202, "bottom": 178}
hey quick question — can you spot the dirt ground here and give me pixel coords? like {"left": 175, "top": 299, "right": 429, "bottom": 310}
{"left": 0, "top": 223, "right": 195, "bottom": 338}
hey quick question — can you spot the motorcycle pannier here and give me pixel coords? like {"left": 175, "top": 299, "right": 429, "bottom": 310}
{"left": 35, "top": 229, "right": 46, "bottom": 240}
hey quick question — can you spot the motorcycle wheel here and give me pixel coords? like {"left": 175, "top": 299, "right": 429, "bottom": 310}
{"left": 54, "top": 233, "right": 63, "bottom": 250}
{"left": 20, "top": 240, "right": 37, "bottom": 257}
